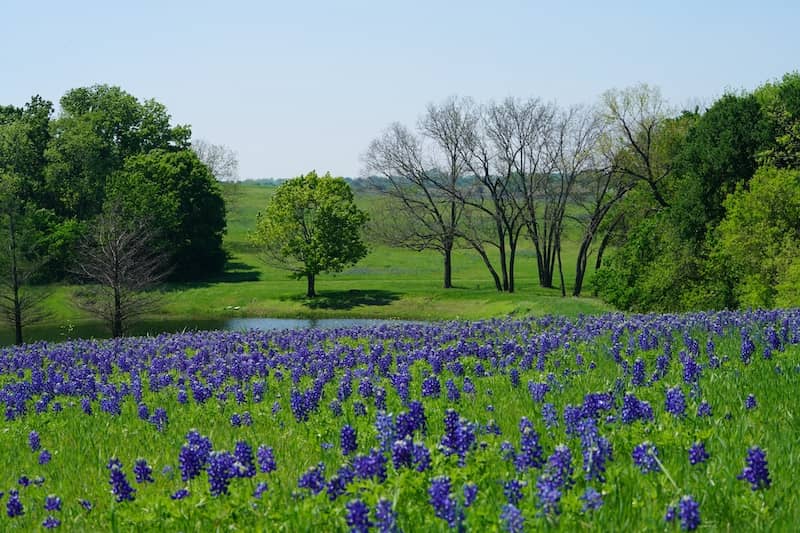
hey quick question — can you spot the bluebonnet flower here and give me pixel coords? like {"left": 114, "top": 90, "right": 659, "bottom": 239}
{"left": 679, "top": 495, "right": 700, "bottom": 531}
{"left": 171, "top": 488, "right": 189, "bottom": 500}
{"left": 421, "top": 375, "right": 440, "bottom": 398}
{"left": 665, "top": 386, "right": 686, "bottom": 417}
{"left": 581, "top": 487, "right": 603, "bottom": 512}
{"left": 745, "top": 394, "right": 757, "bottom": 410}
{"left": 738, "top": 447, "right": 771, "bottom": 490}
{"left": 620, "top": 394, "right": 654, "bottom": 424}
{"left": 632, "top": 358, "right": 646, "bottom": 386}
{"left": 412, "top": 442, "right": 431, "bottom": 472}
{"left": 234, "top": 441, "right": 256, "bottom": 478}
{"left": 230, "top": 413, "right": 241, "bottom": 426}
{"left": 257, "top": 445, "right": 277, "bottom": 473}
{"left": 740, "top": 329, "right": 755, "bottom": 364}
{"left": 463, "top": 482, "right": 478, "bottom": 507}
{"left": 509, "top": 368, "right": 520, "bottom": 388}
{"left": 446, "top": 379, "right": 461, "bottom": 402}
{"left": 665, "top": 504, "right": 676, "bottom": 522}
{"left": 682, "top": 355, "right": 702, "bottom": 384}
{"left": 80, "top": 499, "right": 93, "bottom": 511}
{"left": 329, "top": 400, "right": 344, "bottom": 417}
{"left": 440, "top": 409, "right": 476, "bottom": 466}
{"left": 42, "top": 516, "right": 61, "bottom": 528}
{"left": 346, "top": 499, "right": 373, "bottom": 533}
{"left": 697, "top": 401, "right": 712, "bottom": 417}
{"left": 462, "top": 376, "right": 476, "bottom": 394}
{"left": 500, "top": 504, "right": 524, "bottom": 533}
{"left": 138, "top": 403, "right": 150, "bottom": 420}
{"left": 536, "top": 473, "right": 562, "bottom": 516}
{"left": 108, "top": 462, "right": 136, "bottom": 502}
{"left": 528, "top": 381, "right": 549, "bottom": 402}
{"left": 632, "top": 442, "right": 660, "bottom": 474}
{"left": 150, "top": 407, "right": 168, "bottom": 431}
{"left": 545, "top": 444, "right": 574, "bottom": 490}
{"left": 177, "top": 389, "right": 189, "bottom": 404}
{"left": 39, "top": 449, "right": 52, "bottom": 464}
{"left": 353, "top": 448, "right": 387, "bottom": 482}
{"left": 29, "top": 430, "right": 41, "bottom": 452}
{"left": 133, "top": 459, "right": 154, "bottom": 483}
{"left": 353, "top": 401, "right": 367, "bottom": 417}
{"left": 374, "top": 387, "right": 387, "bottom": 410}
{"left": 45, "top": 494, "right": 62, "bottom": 512}
{"left": 7, "top": 489, "right": 23, "bottom": 517}
{"left": 391, "top": 438, "right": 413, "bottom": 470}
{"left": 341, "top": 424, "right": 358, "bottom": 456}
{"left": 375, "top": 498, "right": 398, "bottom": 533}
{"left": 542, "top": 403, "right": 558, "bottom": 430}
{"left": 358, "top": 379, "right": 374, "bottom": 399}
{"left": 375, "top": 411, "right": 395, "bottom": 453}
{"left": 503, "top": 479, "right": 526, "bottom": 505}
{"left": 207, "top": 451, "right": 237, "bottom": 496}
{"left": 688, "top": 442, "right": 709, "bottom": 465}
{"left": 298, "top": 462, "right": 326, "bottom": 494}
{"left": 81, "top": 397, "right": 93, "bottom": 415}
{"left": 578, "top": 417, "right": 613, "bottom": 482}
{"left": 253, "top": 482, "right": 268, "bottom": 499}
{"left": 429, "top": 476, "right": 461, "bottom": 528}
{"left": 18, "top": 475, "right": 30, "bottom": 487}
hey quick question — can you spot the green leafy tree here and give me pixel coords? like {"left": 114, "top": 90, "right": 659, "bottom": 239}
{"left": 252, "top": 171, "right": 368, "bottom": 297}
{"left": 715, "top": 166, "right": 800, "bottom": 308}
{"left": 105, "top": 149, "right": 227, "bottom": 280}
{"left": 44, "top": 85, "right": 190, "bottom": 220}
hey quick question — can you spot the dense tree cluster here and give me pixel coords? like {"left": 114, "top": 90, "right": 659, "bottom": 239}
{"left": 593, "top": 72, "right": 800, "bottom": 311}
{"left": 0, "top": 85, "right": 227, "bottom": 341}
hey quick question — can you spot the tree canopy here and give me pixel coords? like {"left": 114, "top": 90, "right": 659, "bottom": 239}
{"left": 252, "top": 171, "right": 368, "bottom": 297}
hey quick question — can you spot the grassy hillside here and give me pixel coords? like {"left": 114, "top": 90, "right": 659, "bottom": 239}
{"left": 3, "top": 181, "right": 613, "bottom": 340}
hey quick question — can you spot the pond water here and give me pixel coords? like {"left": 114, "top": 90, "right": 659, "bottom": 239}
{"left": 0, "top": 317, "right": 423, "bottom": 347}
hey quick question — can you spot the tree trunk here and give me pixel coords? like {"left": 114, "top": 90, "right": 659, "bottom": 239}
{"left": 557, "top": 240, "right": 566, "bottom": 297}
{"left": 443, "top": 241, "right": 453, "bottom": 289}
{"left": 471, "top": 244, "right": 502, "bottom": 291}
{"left": 9, "top": 214, "right": 23, "bottom": 345}
{"left": 113, "top": 287, "right": 123, "bottom": 338}
{"left": 573, "top": 237, "right": 592, "bottom": 297}
{"left": 306, "top": 272, "right": 316, "bottom": 298}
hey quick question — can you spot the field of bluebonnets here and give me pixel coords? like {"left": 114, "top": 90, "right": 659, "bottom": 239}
{"left": 1, "top": 309, "right": 798, "bottom": 531}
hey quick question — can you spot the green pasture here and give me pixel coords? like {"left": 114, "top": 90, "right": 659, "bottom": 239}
{"left": 3, "top": 182, "right": 612, "bottom": 342}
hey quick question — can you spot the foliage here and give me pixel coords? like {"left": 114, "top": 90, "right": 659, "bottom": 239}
{"left": 252, "top": 171, "right": 368, "bottom": 297}
{"left": 715, "top": 166, "right": 800, "bottom": 308}
{"left": 106, "top": 149, "right": 227, "bottom": 280}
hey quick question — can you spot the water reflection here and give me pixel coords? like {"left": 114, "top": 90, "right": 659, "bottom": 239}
{"left": 0, "top": 317, "right": 422, "bottom": 346}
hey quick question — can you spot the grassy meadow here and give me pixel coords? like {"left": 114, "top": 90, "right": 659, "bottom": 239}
{"left": 1, "top": 181, "right": 612, "bottom": 344}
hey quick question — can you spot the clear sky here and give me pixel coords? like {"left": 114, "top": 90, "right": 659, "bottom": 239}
{"left": 2, "top": 0, "right": 798, "bottom": 179}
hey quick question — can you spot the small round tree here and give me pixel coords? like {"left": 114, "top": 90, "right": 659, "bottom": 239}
{"left": 252, "top": 171, "right": 368, "bottom": 297}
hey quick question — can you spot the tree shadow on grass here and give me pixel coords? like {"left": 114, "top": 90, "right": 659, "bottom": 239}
{"left": 213, "top": 261, "right": 262, "bottom": 283}
{"left": 285, "top": 289, "right": 401, "bottom": 310}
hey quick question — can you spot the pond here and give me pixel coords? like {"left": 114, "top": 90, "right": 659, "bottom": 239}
{"left": 0, "top": 317, "right": 424, "bottom": 347}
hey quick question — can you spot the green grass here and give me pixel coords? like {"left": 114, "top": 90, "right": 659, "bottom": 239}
{"left": 3, "top": 182, "right": 612, "bottom": 342}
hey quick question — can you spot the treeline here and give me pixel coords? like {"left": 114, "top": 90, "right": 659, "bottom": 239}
{"left": 364, "top": 72, "right": 800, "bottom": 311}
{"left": 0, "top": 85, "right": 227, "bottom": 341}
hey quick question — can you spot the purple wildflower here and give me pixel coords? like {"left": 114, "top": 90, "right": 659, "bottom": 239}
{"left": 39, "top": 449, "right": 52, "bottom": 465}
{"left": 108, "top": 463, "right": 136, "bottom": 502}
{"left": 298, "top": 462, "right": 326, "bottom": 494}
{"left": 688, "top": 442, "right": 709, "bottom": 465}
{"left": 234, "top": 441, "right": 256, "bottom": 478}
{"left": 679, "top": 495, "right": 701, "bottom": 531}
{"left": 43, "top": 516, "right": 61, "bottom": 528}
{"left": 341, "top": 424, "right": 358, "bottom": 456}
{"left": 745, "top": 394, "right": 757, "bottom": 410}
{"left": 207, "top": 451, "right": 237, "bottom": 496}
{"left": 133, "top": 459, "right": 154, "bottom": 483}
{"left": 738, "top": 447, "right": 771, "bottom": 490}
{"left": 632, "top": 441, "right": 660, "bottom": 474}
{"left": 500, "top": 504, "right": 524, "bottom": 533}
{"left": 44, "top": 494, "right": 62, "bottom": 512}
{"left": 257, "top": 445, "right": 276, "bottom": 473}
{"left": 253, "top": 482, "right": 268, "bottom": 499}
{"left": 375, "top": 498, "right": 398, "bottom": 533}
{"left": 463, "top": 482, "right": 478, "bottom": 507}
{"left": 665, "top": 386, "right": 686, "bottom": 417}
{"left": 171, "top": 488, "right": 189, "bottom": 500}
{"left": 7, "top": 490, "right": 23, "bottom": 517}
{"left": 581, "top": 487, "right": 603, "bottom": 512}
{"left": 346, "top": 499, "right": 373, "bottom": 533}
{"left": 29, "top": 431, "right": 41, "bottom": 452}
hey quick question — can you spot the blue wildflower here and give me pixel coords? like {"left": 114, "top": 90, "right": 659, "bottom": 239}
{"left": 738, "top": 447, "right": 771, "bottom": 490}
{"left": 346, "top": 499, "right": 373, "bottom": 533}
{"left": 679, "top": 495, "right": 700, "bottom": 531}
{"left": 688, "top": 442, "right": 709, "bottom": 466}
{"left": 581, "top": 487, "right": 603, "bottom": 512}
{"left": 500, "top": 504, "right": 524, "bottom": 533}
{"left": 632, "top": 442, "right": 660, "bottom": 474}
{"left": 257, "top": 445, "right": 277, "bottom": 473}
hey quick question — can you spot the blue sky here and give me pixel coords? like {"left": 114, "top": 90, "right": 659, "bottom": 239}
{"left": 2, "top": 0, "right": 798, "bottom": 179}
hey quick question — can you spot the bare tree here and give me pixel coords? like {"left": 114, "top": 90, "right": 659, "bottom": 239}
{"left": 0, "top": 178, "right": 49, "bottom": 345}
{"left": 602, "top": 84, "right": 673, "bottom": 208}
{"left": 569, "top": 119, "right": 637, "bottom": 297}
{"left": 192, "top": 139, "right": 239, "bottom": 181}
{"left": 363, "top": 100, "right": 472, "bottom": 288}
{"left": 72, "top": 205, "right": 171, "bottom": 337}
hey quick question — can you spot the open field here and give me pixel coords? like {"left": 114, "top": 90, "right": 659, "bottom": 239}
{"left": 0, "top": 182, "right": 612, "bottom": 344}
{"left": 0, "top": 309, "right": 795, "bottom": 530}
